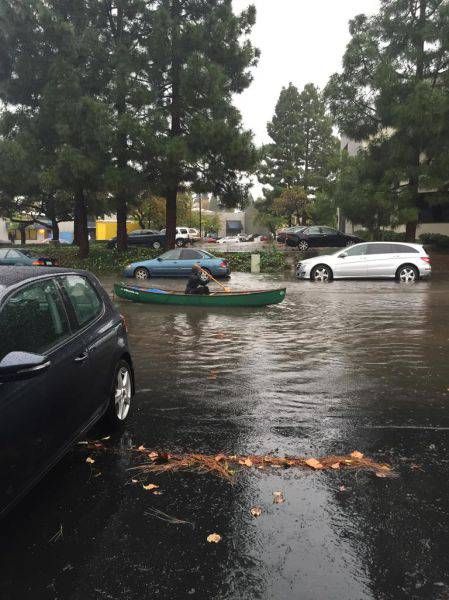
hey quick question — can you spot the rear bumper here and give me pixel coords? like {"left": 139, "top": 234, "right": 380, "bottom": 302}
{"left": 123, "top": 267, "right": 135, "bottom": 278}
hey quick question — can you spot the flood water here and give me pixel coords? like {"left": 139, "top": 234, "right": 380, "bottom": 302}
{"left": 1, "top": 260, "right": 449, "bottom": 599}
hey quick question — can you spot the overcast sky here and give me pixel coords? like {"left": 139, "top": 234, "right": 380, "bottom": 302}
{"left": 232, "top": 0, "right": 380, "bottom": 146}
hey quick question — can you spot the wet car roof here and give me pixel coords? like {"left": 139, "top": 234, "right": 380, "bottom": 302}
{"left": 0, "top": 266, "right": 83, "bottom": 297}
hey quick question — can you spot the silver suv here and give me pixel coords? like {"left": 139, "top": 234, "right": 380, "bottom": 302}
{"left": 296, "top": 242, "right": 431, "bottom": 282}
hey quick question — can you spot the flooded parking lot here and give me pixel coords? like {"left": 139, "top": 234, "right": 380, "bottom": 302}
{"left": 1, "top": 261, "right": 449, "bottom": 600}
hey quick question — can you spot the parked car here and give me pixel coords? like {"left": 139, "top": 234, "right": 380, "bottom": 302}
{"left": 286, "top": 226, "right": 363, "bottom": 250}
{"left": 160, "top": 227, "right": 197, "bottom": 245}
{"left": 0, "top": 267, "right": 134, "bottom": 516}
{"left": 217, "top": 236, "right": 242, "bottom": 244}
{"left": 296, "top": 242, "right": 431, "bottom": 282}
{"left": 203, "top": 233, "right": 219, "bottom": 243}
{"left": 107, "top": 229, "right": 167, "bottom": 249}
{"left": 277, "top": 226, "right": 306, "bottom": 244}
{"left": 123, "top": 248, "right": 231, "bottom": 279}
{"left": 0, "top": 248, "right": 58, "bottom": 267}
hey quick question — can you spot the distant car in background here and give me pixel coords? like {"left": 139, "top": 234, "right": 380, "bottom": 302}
{"left": 217, "top": 236, "right": 242, "bottom": 244}
{"left": 123, "top": 248, "right": 231, "bottom": 279}
{"left": 42, "top": 238, "right": 70, "bottom": 245}
{"left": 286, "top": 226, "right": 363, "bottom": 250}
{"left": 0, "top": 248, "right": 58, "bottom": 267}
{"left": 160, "top": 226, "right": 198, "bottom": 244}
{"left": 107, "top": 229, "right": 187, "bottom": 249}
{"left": 203, "top": 233, "right": 219, "bottom": 243}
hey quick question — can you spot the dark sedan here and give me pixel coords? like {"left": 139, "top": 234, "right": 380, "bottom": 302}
{"left": 0, "top": 247, "right": 58, "bottom": 266}
{"left": 0, "top": 267, "right": 134, "bottom": 517}
{"left": 107, "top": 229, "right": 186, "bottom": 249}
{"left": 285, "top": 226, "right": 363, "bottom": 250}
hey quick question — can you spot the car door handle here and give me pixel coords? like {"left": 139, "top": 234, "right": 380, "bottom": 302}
{"left": 74, "top": 351, "right": 88, "bottom": 363}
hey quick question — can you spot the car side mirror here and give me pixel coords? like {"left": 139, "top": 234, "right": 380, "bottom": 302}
{"left": 339, "top": 253, "right": 347, "bottom": 258}
{"left": 0, "top": 352, "right": 50, "bottom": 383}
{"left": 157, "top": 257, "right": 162, "bottom": 261}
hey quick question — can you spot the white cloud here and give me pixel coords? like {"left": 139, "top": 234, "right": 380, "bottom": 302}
{"left": 232, "top": 0, "right": 380, "bottom": 146}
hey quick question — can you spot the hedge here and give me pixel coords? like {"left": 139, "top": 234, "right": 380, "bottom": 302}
{"left": 22, "top": 243, "right": 289, "bottom": 274}
{"left": 419, "top": 233, "right": 449, "bottom": 249}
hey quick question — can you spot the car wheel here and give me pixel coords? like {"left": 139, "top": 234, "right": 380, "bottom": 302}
{"left": 396, "top": 264, "right": 419, "bottom": 283}
{"left": 175, "top": 238, "right": 185, "bottom": 247}
{"left": 134, "top": 267, "right": 150, "bottom": 280}
{"left": 298, "top": 240, "right": 309, "bottom": 251}
{"left": 152, "top": 241, "right": 161, "bottom": 249}
{"left": 311, "top": 264, "right": 333, "bottom": 282}
{"left": 103, "top": 359, "right": 133, "bottom": 426}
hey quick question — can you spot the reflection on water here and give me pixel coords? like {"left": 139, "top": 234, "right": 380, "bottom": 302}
{"left": 1, "top": 271, "right": 449, "bottom": 600}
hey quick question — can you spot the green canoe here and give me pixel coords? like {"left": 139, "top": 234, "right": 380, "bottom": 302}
{"left": 114, "top": 282, "right": 286, "bottom": 307}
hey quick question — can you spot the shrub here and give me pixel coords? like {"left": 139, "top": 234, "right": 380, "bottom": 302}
{"left": 353, "top": 229, "right": 406, "bottom": 242}
{"left": 419, "top": 233, "right": 449, "bottom": 249}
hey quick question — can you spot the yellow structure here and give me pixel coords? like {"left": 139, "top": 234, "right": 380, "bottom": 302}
{"left": 96, "top": 220, "right": 140, "bottom": 241}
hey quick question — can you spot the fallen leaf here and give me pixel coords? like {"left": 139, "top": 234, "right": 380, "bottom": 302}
{"left": 86, "top": 457, "right": 95, "bottom": 464}
{"left": 304, "top": 458, "right": 324, "bottom": 470}
{"left": 273, "top": 491, "right": 285, "bottom": 504}
{"left": 143, "top": 483, "right": 159, "bottom": 491}
{"left": 375, "top": 471, "right": 388, "bottom": 478}
{"left": 137, "top": 445, "right": 146, "bottom": 451}
{"left": 207, "top": 533, "right": 222, "bottom": 543}
{"left": 331, "top": 462, "right": 340, "bottom": 470}
{"left": 94, "top": 443, "right": 103, "bottom": 448}
{"left": 131, "top": 479, "right": 139, "bottom": 484}
{"left": 148, "top": 451, "right": 158, "bottom": 460}
{"left": 250, "top": 506, "right": 262, "bottom": 518}
{"left": 350, "top": 451, "right": 364, "bottom": 459}
{"left": 101, "top": 436, "right": 111, "bottom": 441}
{"left": 93, "top": 471, "right": 102, "bottom": 478}
{"left": 153, "top": 491, "right": 163, "bottom": 496}
{"left": 243, "top": 458, "right": 253, "bottom": 467}
{"left": 215, "top": 454, "right": 226, "bottom": 463}
{"left": 339, "top": 485, "right": 347, "bottom": 492}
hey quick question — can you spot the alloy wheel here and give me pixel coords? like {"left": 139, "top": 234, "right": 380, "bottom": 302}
{"left": 398, "top": 266, "right": 417, "bottom": 283}
{"left": 298, "top": 240, "right": 309, "bottom": 251}
{"left": 153, "top": 241, "right": 161, "bottom": 249}
{"left": 114, "top": 366, "right": 132, "bottom": 420}
{"left": 135, "top": 267, "right": 150, "bottom": 280}
{"left": 313, "top": 266, "right": 330, "bottom": 282}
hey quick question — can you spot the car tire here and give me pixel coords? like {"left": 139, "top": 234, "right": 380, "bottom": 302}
{"left": 396, "top": 264, "right": 419, "bottom": 283}
{"left": 298, "top": 240, "right": 309, "bottom": 251}
{"left": 311, "top": 264, "right": 333, "bottom": 282}
{"left": 175, "top": 238, "right": 185, "bottom": 247}
{"left": 134, "top": 267, "right": 150, "bottom": 280}
{"left": 103, "top": 359, "right": 133, "bottom": 427}
{"left": 152, "top": 241, "right": 162, "bottom": 249}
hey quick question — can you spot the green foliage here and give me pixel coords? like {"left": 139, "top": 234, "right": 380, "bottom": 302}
{"left": 419, "top": 233, "right": 449, "bottom": 249}
{"left": 309, "top": 192, "right": 336, "bottom": 227}
{"left": 272, "top": 186, "right": 310, "bottom": 224}
{"left": 326, "top": 1, "right": 449, "bottom": 239}
{"left": 259, "top": 82, "right": 339, "bottom": 199}
{"left": 353, "top": 229, "right": 407, "bottom": 242}
{"left": 20, "top": 244, "right": 288, "bottom": 274}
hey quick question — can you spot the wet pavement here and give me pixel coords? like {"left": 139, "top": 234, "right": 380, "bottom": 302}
{"left": 1, "top": 258, "right": 449, "bottom": 599}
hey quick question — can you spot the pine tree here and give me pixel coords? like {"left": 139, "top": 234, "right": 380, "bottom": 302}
{"left": 326, "top": 0, "right": 449, "bottom": 240}
{"left": 259, "top": 83, "right": 339, "bottom": 201}
{"left": 142, "top": 0, "right": 259, "bottom": 248}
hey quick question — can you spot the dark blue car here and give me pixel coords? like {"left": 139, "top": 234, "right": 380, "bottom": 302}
{"left": 0, "top": 267, "right": 134, "bottom": 517}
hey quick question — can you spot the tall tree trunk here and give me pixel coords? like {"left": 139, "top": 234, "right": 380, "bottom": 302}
{"left": 20, "top": 226, "right": 26, "bottom": 245}
{"left": 47, "top": 196, "right": 60, "bottom": 242}
{"left": 166, "top": 185, "right": 178, "bottom": 249}
{"left": 165, "top": 0, "right": 182, "bottom": 250}
{"left": 116, "top": 192, "right": 128, "bottom": 251}
{"left": 74, "top": 189, "right": 89, "bottom": 258}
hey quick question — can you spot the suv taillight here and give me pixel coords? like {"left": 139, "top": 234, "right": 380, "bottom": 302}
{"left": 421, "top": 257, "right": 431, "bottom": 264}
{"left": 220, "top": 260, "right": 228, "bottom": 268}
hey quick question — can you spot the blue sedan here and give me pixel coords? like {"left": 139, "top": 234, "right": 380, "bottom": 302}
{"left": 123, "top": 248, "right": 231, "bottom": 280}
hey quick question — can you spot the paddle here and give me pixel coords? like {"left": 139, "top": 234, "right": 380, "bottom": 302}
{"left": 198, "top": 266, "right": 231, "bottom": 293}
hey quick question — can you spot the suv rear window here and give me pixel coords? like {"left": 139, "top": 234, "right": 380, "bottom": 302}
{"left": 60, "top": 275, "right": 103, "bottom": 327}
{"left": 367, "top": 244, "right": 418, "bottom": 254}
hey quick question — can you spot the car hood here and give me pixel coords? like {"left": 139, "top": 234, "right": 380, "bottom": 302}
{"left": 299, "top": 254, "right": 335, "bottom": 265}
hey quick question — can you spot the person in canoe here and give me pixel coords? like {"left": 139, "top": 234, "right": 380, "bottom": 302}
{"left": 185, "top": 263, "right": 210, "bottom": 295}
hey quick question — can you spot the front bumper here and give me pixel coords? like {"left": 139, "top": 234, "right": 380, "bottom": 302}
{"left": 296, "top": 263, "right": 311, "bottom": 279}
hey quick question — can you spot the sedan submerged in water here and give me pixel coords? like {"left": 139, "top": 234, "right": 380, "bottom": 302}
{"left": 123, "top": 248, "right": 231, "bottom": 280}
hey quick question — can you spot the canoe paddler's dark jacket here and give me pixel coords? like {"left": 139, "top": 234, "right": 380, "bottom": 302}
{"left": 185, "top": 271, "right": 209, "bottom": 294}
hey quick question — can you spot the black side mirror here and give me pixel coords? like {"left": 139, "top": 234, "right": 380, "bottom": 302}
{"left": 339, "top": 253, "right": 347, "bottom": 258}
{"left": 0, "top": 352, "right": 50, "bottom": 383}
{"left": 157, "top": 257, "right": 162, "bottom": 261}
